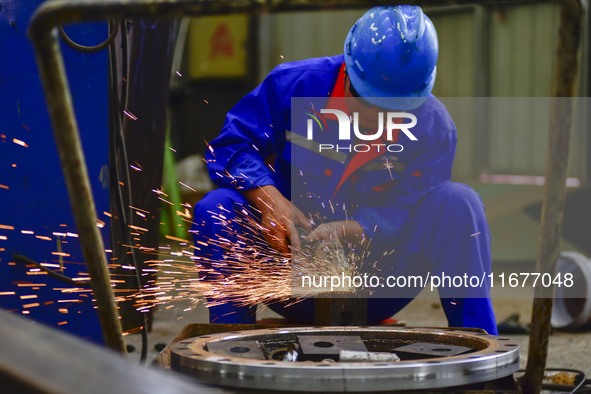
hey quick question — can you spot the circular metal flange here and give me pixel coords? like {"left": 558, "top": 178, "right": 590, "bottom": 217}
{"left": 170, "top": 326, "right": 519, "bottom": 392}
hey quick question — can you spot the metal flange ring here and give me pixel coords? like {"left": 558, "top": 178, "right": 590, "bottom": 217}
{"left": 170, "top": 326, "right": 519, "bottom": 392}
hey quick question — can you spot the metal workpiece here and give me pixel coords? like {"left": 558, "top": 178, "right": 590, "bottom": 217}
{"left": 297, "top": 334, "right": 367, "bottom": 360}
{"left": 393, "top": 342, "right": 473, "bottom": 358}
{"left": 170, "top": 326, "right": 520, "bottom": 392}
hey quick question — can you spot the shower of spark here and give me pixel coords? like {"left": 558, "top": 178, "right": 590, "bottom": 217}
{"left": 132, "top": 204, "right": 369, "bottom": 313}
{"left": 0, "top": 195, "right": 374, "bottom": 334}
{"left": 1, "top": 186, "right": 387, "bottom": 334}
{"left": 1, "top": 194, "right": 374, "bottom": 328}
{"left": 1, "top": 142, "right": 390, "bottom": 334}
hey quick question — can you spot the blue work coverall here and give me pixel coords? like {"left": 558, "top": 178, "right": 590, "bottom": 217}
{"left": 192, "top": 55, "right": 497, "bottom": 334}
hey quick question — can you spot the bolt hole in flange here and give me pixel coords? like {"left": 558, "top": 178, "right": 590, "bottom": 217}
{"left": 230, "top": 346, "right": 251, "bottom": 354}
{"left": 170, "top": 327, "right": 520, "bottom": 392}
{"left": 313, "top": 341, "right": 335, "bottom": 348}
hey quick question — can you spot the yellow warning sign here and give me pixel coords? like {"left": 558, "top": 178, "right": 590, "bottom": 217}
{"left": 188, "top": 15, "right": 248, "bottom": 78}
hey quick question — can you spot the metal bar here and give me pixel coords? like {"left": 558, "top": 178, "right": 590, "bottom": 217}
{"left": 28, "top": 29, "right": 126, "bottom": 354}
{"left": 0, "top": 309, "right": 228, "bottom": 394}
{"left": 522, "top": 1, "right": 583, "bottom": 393}
{"left": 27, "top": 0, "right": 552, "bottom": 35}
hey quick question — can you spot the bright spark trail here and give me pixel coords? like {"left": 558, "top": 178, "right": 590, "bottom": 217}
{"left": 1, "top": 140, "right": 395, "bottom": 332}
{"left": 1, "top": 192, "right": 375, "bottom": 332}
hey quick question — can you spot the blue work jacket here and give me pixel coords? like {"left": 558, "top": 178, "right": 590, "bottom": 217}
{"left": 206, "top": 55, "right": 457, "bottom": 255}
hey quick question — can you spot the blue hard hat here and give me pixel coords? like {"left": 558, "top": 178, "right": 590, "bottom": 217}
{"left": 344, "top": 6, "right": 438, "bottom": 110}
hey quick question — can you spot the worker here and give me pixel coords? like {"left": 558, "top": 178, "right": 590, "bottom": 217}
{"left": 192, "top": 5, "right": 498, "bottom": 335}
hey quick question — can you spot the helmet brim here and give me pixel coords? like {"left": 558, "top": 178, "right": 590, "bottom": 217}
{"left": 344, "top": 59, "right": 436, "bottom": 111}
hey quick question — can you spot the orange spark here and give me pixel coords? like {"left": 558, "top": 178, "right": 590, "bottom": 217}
{"left": 13, "top": 138, "right": 28, "bottom": 148}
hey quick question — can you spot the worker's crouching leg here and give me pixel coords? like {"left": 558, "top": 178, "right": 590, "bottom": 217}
{"left": 418, "top": 181, "right": 498, "bottom": 335}
{"left": 191, "top": 188, "right": 257, "bottom": 324}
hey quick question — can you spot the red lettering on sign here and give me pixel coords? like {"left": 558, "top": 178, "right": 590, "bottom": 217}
{"left": 209, "top": 23, "right": 234, "bottom": 59}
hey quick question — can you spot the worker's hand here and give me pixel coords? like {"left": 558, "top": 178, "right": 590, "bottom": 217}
{"left": 306, "top": 220, "right": 365, "bottom": 244}
{"left": 243, "top": 185, "right": 311, "bottom": 255}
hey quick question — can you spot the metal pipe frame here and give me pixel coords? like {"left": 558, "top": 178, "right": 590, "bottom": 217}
{"left": 27, "top": 1, "right": 582, "bottom": 392}
{"left": 522, "top": 1, "right": 583, "bottom": 392}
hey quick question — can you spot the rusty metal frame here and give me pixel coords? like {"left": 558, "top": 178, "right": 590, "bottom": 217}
{"left": 28, "top": 0, "right": 582, "bottom": 392}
